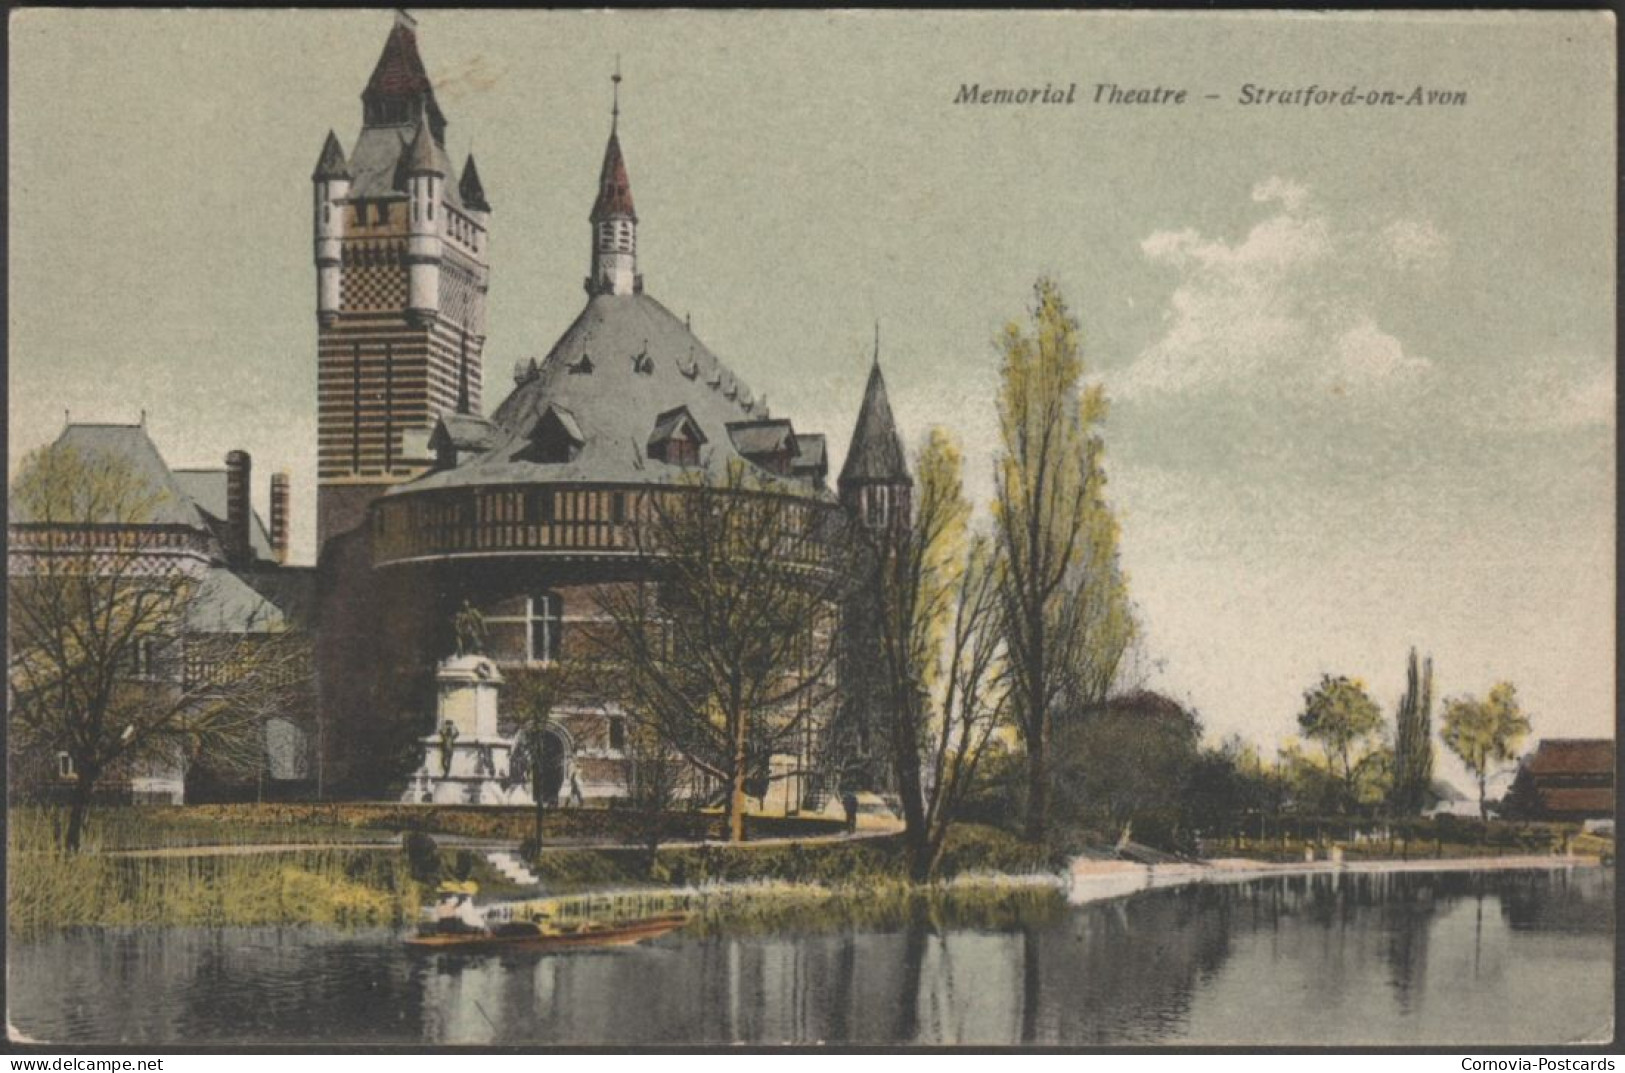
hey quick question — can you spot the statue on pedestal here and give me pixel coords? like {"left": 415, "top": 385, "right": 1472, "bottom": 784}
{"left": 453, "top": 600, "right": 487, "bottom": 658}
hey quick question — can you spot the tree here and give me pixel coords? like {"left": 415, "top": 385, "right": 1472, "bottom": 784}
{"left": 8, "top": 442, "right": 308, "bottom": 851}
{"left": 594, "top": 460, "right": 846, "bottom": 842}
{"left": 503, "top": 663, "right": 574, "bottom": 851}
{"left": 1389, "top": 648, "right": 1435, "bottom": 816}
{"left": 1296, "top": 675, "right": 1385, "bottom": 814}
{"left": 992, "top": 278, "right": 1132, "bottom": 840}
{"left": 625, "top": 719, "right": 685, "bottom": 875}
{"left": 1441, "top": 682, "right": 1532, "bottom": 820}
{"left": 868, "top": 429, "right": 1008, "bottom": 880}
{"left": 1052, "top": 691, "right": 1200, "bottom": 851}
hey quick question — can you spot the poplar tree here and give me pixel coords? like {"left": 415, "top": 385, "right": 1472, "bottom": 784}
{"left": 1389, "top": 648, "right": 1435, "bottom": 816}
{"left": 993, "top": 278, "right": 1132, "bottom": 840}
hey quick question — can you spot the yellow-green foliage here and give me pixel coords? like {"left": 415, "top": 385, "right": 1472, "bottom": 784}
{"left": 9, "top": 813, "right": 422, "bottom": 935}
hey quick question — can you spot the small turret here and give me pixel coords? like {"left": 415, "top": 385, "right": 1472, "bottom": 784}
{"left": 586, "top": 64, "right": 641, "bottom": 297}
{"left": 312, "top": 130, "right": 352, "bottom": 327}
{"left": 839, "top": 330, "right": 912, "bottom": 536}
{"left": 459, "top": 154, "right": 491, "bottom": 214}
{"left": 405, "top": 110, "right": 444, "bottom": 328}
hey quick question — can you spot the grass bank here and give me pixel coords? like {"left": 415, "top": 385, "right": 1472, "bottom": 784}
{"left": 9, "top": 803, "right": 846, "bottom": 851}
{"left": 508, "top": 823, "right": 1058, "bottom": 893}
{"left": 1197, "top": 824, "right": 1611, "bottom": 865}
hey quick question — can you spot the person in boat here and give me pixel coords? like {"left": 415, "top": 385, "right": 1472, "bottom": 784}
{"left": 434, "top": 882, "right": 486, "bottom": 934}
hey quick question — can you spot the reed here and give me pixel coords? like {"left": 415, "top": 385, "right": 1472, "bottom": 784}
{"left": 9, "top": 812, "right": 423, "bottom": 935}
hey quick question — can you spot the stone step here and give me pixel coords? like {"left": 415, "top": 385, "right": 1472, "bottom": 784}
{"left": 485, "top": 850, "right": 542, "bottom": 888}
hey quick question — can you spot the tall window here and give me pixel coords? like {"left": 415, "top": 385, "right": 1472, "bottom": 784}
{"left": 128, "top": 637, "right": 160, "bottom": 680}
{"left": 485, "top": 593, "right": 564, "bottom": 665}
{"left": 865, "top": 486, "right": 889, "bottom": 529}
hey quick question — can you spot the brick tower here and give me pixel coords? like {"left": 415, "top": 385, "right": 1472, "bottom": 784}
{"left": 313, "top": 12, "right": 492, "bottom": 549}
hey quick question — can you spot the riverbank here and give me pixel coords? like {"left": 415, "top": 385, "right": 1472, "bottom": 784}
{"left": 1068, "top": 853, "right": 1607, "bottom": 906}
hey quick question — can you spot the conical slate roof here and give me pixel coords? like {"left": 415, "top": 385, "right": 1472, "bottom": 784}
{"left": 459, "top": 154, "right": 490, "bottom": 212}
{"left": 312, "top": 130, "right": 352, "bottom": 181}
{"left": 365, "top": 20, "right": 434, "bottom": 100}
{"left": 839, "top": 360, "right": 909, "bottom": 485}
{"left": 404, "top": 111, "right": 444, "bottom": 175}
{"left": 396, "top": 293, "right": 826, "bottom": 497}
{"left": 590, "top": 132, "right": 637, "bottom": 222}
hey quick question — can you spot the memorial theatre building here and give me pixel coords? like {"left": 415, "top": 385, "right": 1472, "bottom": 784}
{"left": 313, "top": 16, "right": 911, "bottom": 804}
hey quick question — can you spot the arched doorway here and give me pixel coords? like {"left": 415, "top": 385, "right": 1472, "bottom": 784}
{"left": 539, "top": 727, "right": 567, "bottom": 806}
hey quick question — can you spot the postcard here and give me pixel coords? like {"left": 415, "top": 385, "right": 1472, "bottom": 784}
{"left": 6, "top": 9, "right": 1614, "bottom": 1049}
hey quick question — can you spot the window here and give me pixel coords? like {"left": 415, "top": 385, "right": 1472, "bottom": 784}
{"left": 376, "top": 202, "right": 391, "bottom": 226}
{"left": 608, "top": 717, "right": 627, "bottom": 753}
{"left": 866, "top": 486, "right": 889, "bottom": 529}
{"left": 129, "top": 637, "right": 159, "bottom": 680}
{"left": 353, "top": 202, "right": 368, "bottom": 227}
{"left": 529, "top": 489, "right": 555, "bottom": 523}
{"left": 611, "top": 492, "right": 628, "bottom": 524}
{"left": 57, "top": 752, "right": 74, "bottom": 779}
{"left": 484, "top": 593, "right": 564, "bottom": 665}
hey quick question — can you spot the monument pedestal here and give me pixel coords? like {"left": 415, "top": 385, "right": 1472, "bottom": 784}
{"left": 402, "top": 655, "right": 534, "bottom": 806}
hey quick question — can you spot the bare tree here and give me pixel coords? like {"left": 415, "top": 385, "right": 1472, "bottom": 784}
{"left": 867, "top": 428, "right": 1008, "bottom": 880}
{"left": 594, "top": 459, "right": 847, "bottom": 842}
{"left": 8, "top": 442, "right": 309, "bottom": 851}
{"left": 625, "top": 718, "right": 686, "bottom": 873}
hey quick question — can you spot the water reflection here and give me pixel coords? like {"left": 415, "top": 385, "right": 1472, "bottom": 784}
{"left": 10, "top": 868, "right": 1611, "bottom": 1046}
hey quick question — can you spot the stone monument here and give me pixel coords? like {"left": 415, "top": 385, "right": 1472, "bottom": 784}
{"left": 403, "top": 654, "right": 533, "bottom": 805}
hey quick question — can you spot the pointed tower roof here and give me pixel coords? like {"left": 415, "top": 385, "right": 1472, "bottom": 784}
{"left": 312, "top": 130, "right": 352, "bottom": 181}
{"left": 366, "top": 16, "right": 434, "bottom": 100}
{"left": 839, "top": 356, "right": 910, "bottom": 486}
{"left": 360, "top": 12, "right": 447, "bottom": 142}
{"left": 405, "top": 110, "right": 444, "bottom": 175}
{"left": 459, "top": 154, "right": 490, "bottom": 212}
{"left": 591, "top": 131, "right": 637, "bottom": 222}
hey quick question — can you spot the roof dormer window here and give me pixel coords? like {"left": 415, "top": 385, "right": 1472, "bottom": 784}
{"left": 526, "top": 405, "right": 585, "bottom": 464}
{"left": 648, "top": 406, "right": 707, "bottom": 467}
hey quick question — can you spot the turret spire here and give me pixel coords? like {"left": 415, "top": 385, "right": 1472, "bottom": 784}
{"left": 587, "top": 61, "right": 641, "bottom": 296}
{"left": 840, "top": 349, "right": 910, "bottom": 488}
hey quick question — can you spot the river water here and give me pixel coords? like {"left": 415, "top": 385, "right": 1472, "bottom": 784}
{"left": 8, "top": 867, "right": 1612, "bottom": 1046}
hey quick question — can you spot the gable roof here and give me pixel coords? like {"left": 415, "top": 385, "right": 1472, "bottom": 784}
{"left": 791, "top": 433, "right": 828, "bottom": 476}
{"left": 12, "top": 425, "right": 202, "bottom": 528}
{"left": 649, "top": 405, "right": 707, "bottom": 447}
{"left": 1525, "top": 739, "right": 1614, "bottom": 778}
{"left": 839, "top": 360, "right": 909, "bottom": 485}
{"left": 185, "top": 567, "right": 288, "bottom": 633}
{"left": 429, "top": 413, "right": 498, "bottom": 454}
{"left": 727, "top": 419, "right": 797, "bottom": 459}
{"left": 172, "top": 469, "right": 276, "bottom": 561}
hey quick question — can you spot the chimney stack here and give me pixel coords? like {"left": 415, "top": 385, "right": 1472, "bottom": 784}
{"left": 225, "top": 450, "right": 252, "bottom": 567}
{"left": 270, "top": 472, "right": 290, "bottom": 565}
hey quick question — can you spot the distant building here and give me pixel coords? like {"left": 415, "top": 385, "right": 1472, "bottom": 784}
{"left": 7, "top": 423, "right": 313, "bottom": 804}
{"left": 1503, "top": 738, "right": 1615, "bottom": 822}
{"left": 312, "top": 17, "right": 911, "bottom": 804}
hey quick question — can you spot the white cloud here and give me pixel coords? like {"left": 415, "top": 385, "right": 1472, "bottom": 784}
{"left": 1334, "top": 317, "right": 1429, "bottom": 383}
{"left": 1381, "top": 218, "right": 1450, "bottom": 271}
{"left": 1473, "top": 359, "right": 1616, "bottom": 433}
{"left": 1116, "top": 179, "right": 1434, "bottom": 400}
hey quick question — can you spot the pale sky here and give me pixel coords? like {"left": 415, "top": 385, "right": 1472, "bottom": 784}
{"left": 9, "top": 11, "right": 1615, "bottom": 776}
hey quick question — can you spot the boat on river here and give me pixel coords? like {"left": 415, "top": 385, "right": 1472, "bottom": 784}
{"left": 406, "top": 911, "right": 692, "bottom": 952}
